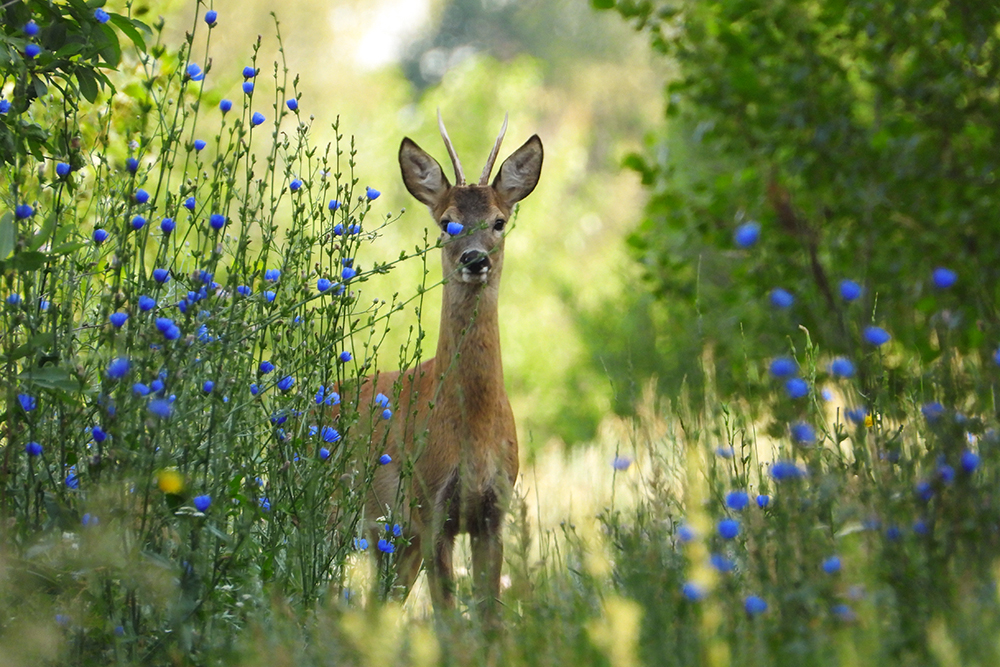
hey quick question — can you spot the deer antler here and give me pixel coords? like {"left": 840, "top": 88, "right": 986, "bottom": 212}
{"left": 479, "top": 113, "right": 508, "bottom": 185}
{"left": 437, "top": 109, "right": 465, "bottom": 186}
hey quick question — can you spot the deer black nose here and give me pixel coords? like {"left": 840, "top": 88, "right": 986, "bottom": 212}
{"left": 460, "top": 250, "right": 491, "bottom": 274}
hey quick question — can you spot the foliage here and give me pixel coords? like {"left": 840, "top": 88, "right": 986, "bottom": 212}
{"left": 595, "top": 0, "right": 1000, "bottom": 411}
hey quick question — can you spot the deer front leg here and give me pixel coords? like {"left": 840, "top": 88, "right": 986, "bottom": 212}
{"left": 427, "top": 528, "right": 457, "bottom": 610}
{"left": 470, "top": 526, "right": 503, "bottom": 620}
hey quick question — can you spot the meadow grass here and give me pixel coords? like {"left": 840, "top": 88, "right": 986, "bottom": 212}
{"left": 4, "top": 4, "right": 1000, "bottom": 667}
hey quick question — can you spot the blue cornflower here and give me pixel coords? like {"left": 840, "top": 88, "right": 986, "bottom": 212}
{"left": 863, "top": 326, "right": 891, "bottom": 346}
{"left": 204, "top": 10, "right": 217, "bottom": 24}
{"left": 194, "top": 494, "right": 212, "bottom": 511}
{"left": 718, "top": 518, "right": 740, "bottom": 539}
{"left": 289, "top": 178, "right": 302, "bottom": 191}
{"left": 251, "top": 112, "right": 265, "bottom": 126}
{"left": 393, "top": 524, "right": 402, "bottom": 537}
{"left": 242, "top": 81, "right": 254, "bottom": 94}
{"left": 366, "top": 186, "right": 380, "bottom": 200}
{"left": 24, "top": 20, "right": 40, "bottom": 36}
{"left": 317, "top": 278, "right": 332, "bottom": 292}
{"left": 932, "top": 267, "right": 957, "bottom": 289}
{"left": 25, "top": 43, "right": 41, "bottom": 59}
{"left": 339, "top": 351, "right": 352, "bottom": 363}
{"left": 733, "top": 221, "right": 760, "bottom": 248}
{"left": 92, "top": 228, "right": 109, "bottom": 244}
{"left": 832, "top": 604, "right": 856, "bottom": 622}
{"left": 845, "top": 407, "right": 868, "bottom": 424}
{"left": 132, "top": 383, "right": 150, "bottom": 396}
{"left": 829, "top": 357, "right": 855, "bottom": 378}
{"left": 15, "top": 204, "right": 33, "bottom": 219}
{"left": 710, "top": 553, "right": 734, "bottom": 573}
{"left": 277, "top": 376, "right": 295, "bottom": 392}
{"left": 264, "top": 290, "right": 276, "bottom": 302}
{"left": 822, "top": 556, "right": 841, "bottom": 574}
{"left": 769, "top": 288, "right": 794, "bottom": 309}
{"left": 259, "top": 361, "right": 275, "bottom": 374}
{"left": 375, "top": 393, "right": 390, "bottom": 408}
{"left": 745, "top": 595, "right": 768, "bottom": 615}
{"left": 153, "top": 268, "right": 170, "bottom": 283}
{"left": 236, "top": 285, "right": 251, "bottom": 297}
{"left": 186, "top": 63, "right": 204, "bottom": 82}
{"left": 938, "top": 463, "right": 955, "bottom": 485}
{"left": 286, "top": 99, "right": 298, "bottom": 111}
{"left": 785, "top": 377, "right": 808, "bottom": 399}
{"left": 194, "top": 139, "right": 206, "bottom": 151}
{"left": 791, "top": 421, "right": 816, "bottom": 445}
{"left": 131, "top": 215, "right": 146, "bottom": 231}
{"left": 106, "top": 357, "right": 131, "bottom": 380}
{"left": 203, "top": 380, "right": 214, "bottom": 393}
{"left": 184, "top": 196, "right": 196, "bottom": 211}
{"left": 756, "top": 494, "right": 770, "bottom": 508}
{"left": 155, "top": 317, "right": 175, "bottom": 334}
{"left": 242, "top": 66, "right": 256, "bottom": 78}
{"left": 913, "top": 519, "right": 929, "bottom": 535}
{"left": 769, "top": 356, "right": 797, "bottom": 378}
{"left": 134, "top": 188, "right": 149, "bottom": 204}
{"left": 342, "top": 267, "right": 357, "bottom": 281}
{"left": 379, "top": 454, "right": 391, "bottom": 465}
{"left": 725, "top": 490, "right": 749, "bottom": 511}
{"left": 922, "top": 401, "right": 945, "bottom": 423}
{"left": 25, "top": 441, "right": 42, "bottom": 456}
{"left": 446, "top": 221, "right": 464, "bottom": 236}
{"left": 259, "top": 497, "right": 270, "bottom": 511}
{"left": 317, "top": 427, "right": 340, "bottom": 444}
{"left": 250, "top": 383, "right": 260, "bottom": 395}
{"left": 961, "top": 450, "right": 980, "bottom": 474}
{"left": 264, "top": 268, "right": 281, "bottom": 282}
{"left": 0, "top": 99, "right": 8, "bottom": 114}
{"left": 219, "top": 99, "right": 232, "bottom": 113}
{"left": 65, "top": 467, "right": 79, "bottom": 489}
{"left": 56, "top": 162, "right": 71, "bottom": 177}
{"left": 677, "top": 524, "right": 695, "bottom": 542}
{"left": 348, "top": 224, "right": 361, "bottom": 234}
{"left": 715, "top": 445, "right": 735, "bottom": 458}
{"left": 377, "top": 539, "right": 394, "bottom": 554}
{"left": 770, "top": 460, "right": 804, "bottom": 481}
{"left": 18, "top": 393, "right": 36, "bottom": 412}
{"left": 148, "top": 398, "right": 172, "bottom": 419}
{"left": 319, "top": 447, "right": 330, "bottom": 460}
{"left": 126, "top": 157, "right": 139, "bottom": 173}
{"left": 681, "top": 582, "right": 704, "bottom": 602}
{"left": 329, "top": 199, "right": 341, "bottom": 211}
{"left": 109, "top": 312, "right": 128, "bottom": 328}
{"left": 92, "top": 426, "right": 107, "bottom": 442}
{"left": 840, "top": 279, "right": 862, "bottom": 301}
{"left": 6, "top": 294, "right": 20, "bottom": 306}
{"left": 381, "top": 408, "right": 392, "bottom": 420}
{"left": 94, "top": 8, "right": 110, "bottom": 23}
{"left": 209, "top": 213, "right": 226, "bottom": 230}
{"left": 354, "top": 537, "right": 369, "bottom": 550}
{"left": 333, "top": 223, "right": 344, "bottom": 236}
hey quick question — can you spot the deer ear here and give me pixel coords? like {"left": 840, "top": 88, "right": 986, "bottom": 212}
{"left": 493, "top": 135, "right": 543, "bottom": 207}
{"left": 399, "top": 138, "right": 451, "bottom": 208}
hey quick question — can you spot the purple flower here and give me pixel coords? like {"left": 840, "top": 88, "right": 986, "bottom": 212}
{"left": 718, "top": 518, "right": 740, "bottom": 539}
{"left": 710, "top": 553, "right": 734, "bottom": 573}
{"left": 94, "top": 8, "right": 110, "bottom": 23}
{"left": 219, "top": 99, "right": 232, "bottom": 113}
{"left": 0, "top": 99, "right": 9, "bottom": 114}
{"left": 379, "top": 454, "right": 391, "bottom": 465}
{"left": 25, "top": 441, "right": 43, "bottom": 456}
{"left": 133, "top": 383, "right": 150, "bottom": 396}
{"left": 845, "top": 407, "right": 868, "bottom": 424}
{"left": 734, "top": 221, "right": 760, "bottom": 248}
{"left": 863, "top": 326, "right": 890, "bottom": 346}
{"left": 366, "top": 186, "right": 380, "bottom": 200}
{"left": 932, "top": 267, "right": 957, "bottom": 289}
{"left": 109, "top": 312, "right": 128, "bottom": 328}
{"left": 446, "top": 221, "right": 464, "bottom": 236}
{"left": 251, "top": 112, "right": 265, "bottom": 126}
{"left": 264, "top": 290, "right": 276, "bottom": 302}
{"left": 769, "top": 288, "right": 794, "bottom": 309}
{"left": 829, "top": 357, "right": 855, "bottom": 378}
{"left": 354, "top": 537, "right": 368, "bottom": 550}
{"left": 92, "top": 426, "right": 107, "bottom": 442}
{"left": 204, "top": 10, "right": 218, "bottom": 25}
{"left": 725, "top": 490, "right": 749, "bottom": 511}
{"left": 194, "top": 495, "right": 211, "bottom": 511}
{"left": 677, "top": 524, "right": 695, "bottom": 542}
{"left": 840, "top": 279, "right": 862, "bottom": 301}
{"left": 286, "top": 99, "right": 298, "bottom": 111}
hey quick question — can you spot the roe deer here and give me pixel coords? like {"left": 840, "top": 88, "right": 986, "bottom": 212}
{"left": 355, "top": 112, "right": 542, "bottom": 619}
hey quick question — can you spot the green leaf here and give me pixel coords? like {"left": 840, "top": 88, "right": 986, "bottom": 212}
{"left": 76, "top": 67, "right": 99, "bottom": 103}
{"left": 28, "top": 211, "right": 57, "bottom": 252}
{"left": 0, "top": 212, "right": 14, "bottom": 261}
{"left": 19, "top": 366, "right": 81, "bottom": 392}
{"left": 591, "top": 0, "right": 616, "bottom": 8}
{"left": 9, "top": 251, "right": 47, "bottom": 271}
{"left": 51, "top": 240, "right": 88, "bottom": 255}
{"left": 109, "top": 14, "right": 150, "bottom": 53}
{"left": 3, "top": 332, "right": 56, "bottom": 363}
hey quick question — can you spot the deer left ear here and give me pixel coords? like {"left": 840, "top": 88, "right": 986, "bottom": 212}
{"left": 493, "top": 135, "right": 543, "bottom": 207}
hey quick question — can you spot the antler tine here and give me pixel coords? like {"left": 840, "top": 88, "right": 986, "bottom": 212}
{"left": 479, "top": 113, "right": 509, "bottom": 185}
{"left": 437, "top": 108, "right": 465, "bottom": 186}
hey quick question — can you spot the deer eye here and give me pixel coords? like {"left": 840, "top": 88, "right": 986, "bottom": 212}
{"left": 493, "top": 219, "right": 506, "bottom": 232}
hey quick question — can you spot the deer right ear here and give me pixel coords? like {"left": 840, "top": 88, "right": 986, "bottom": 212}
{"left": 399, "top": 138, "right": 451, "bottom": 209}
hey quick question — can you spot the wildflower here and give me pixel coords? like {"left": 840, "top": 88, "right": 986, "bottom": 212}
{"left": 769, "top": 356, "right": 797, "bottom": 378}
{"left": 366, "top": 186, "right": 380, "bottom": 200}
{"left": 714, "top": 445, "right": 735, "bottom": 458}
{"left": 94, "top": 8, "right": 110, "bottom": 23}
{"left": 379, "top": 454, "right": 391, "bottom": 465}
{"left": 242, "top": 66, "right": 256, "bottom": 78}
{"left": 710, "top": 553, "right": 734, "bottom": 573}
{"left": 242, "top": 81, "right": 254, "bottom": 94}
{"left": 677, "top": 524, "right": 695, "bottom": 542}
{"left": 333, "top": 223, "right": 344, "bottom": 236}
{"left": 153, "top": 268, "right": 170, "bottom": 283}
{"left": 194, "top": 495, "right": 212, "bottom": 512}
{"left": 259, "top": 497, "right": 270, "bottom": 512}
{"left": 377, "top": 538, "right": 395, "bottom": 554}
{"left": 194, "top": 139, "right": 206, "bottom": 151}
{"left": 150, "top": 378, "right": 165, "bottom": 394}
{"left": 92, "top": 426, "right": 107, "bottom": 442}
{"left": 832, "top": 604, "right": 856, "bottom": 622}
{"left": 25, "top": 44, "right": 41, "bottom": 59}
{"left": 15, "top": 204, "right": 34, "bottom": 219}
{"left": 354, "top": 537, "right": 369, "bottom": 550}
{"left": 251, "top": 112, "right": 265, "bottom": 126}
{"left": 134, "top": 188, "right": 150, "bottom": 204}
{"left": 259, "top": 360, "right": 275, "bottom": 375}
{"left": 24, "top": 20, "right": 40, "bottom": 36}
{"left": 885, "top": 525, "right": 901, "bottom": 541}
{"left": 237, "top": 285, "right": 251, "bottom": 297}
{"left": 148, "top": 398, "right": 173, "bottom": 418}
{"left": 733, "top": 221, "right": 760, "bottom": 248}
{"left": 845, "top": 407, "right": 867, "bottom": 424}
{"left": 264, "top": 290, "right": 276, "bottom": 302}
{"left": 209, "top": 213, "right": 226, "bottom": 230}
{"left": 286, "top": 98, "right": 299, "bottom": 111}
{"left": 18, "top": 393, "right": 37, "bottom": 412}
{"left": 250, "top": 383, "right": 260, "bottom": 395}
{"left": 446, "top": 221, "right": 464, "bottom": 236}
{"left": 342, "top": 266, "right": 357, "bottom": 281}
{"left": 277, "top": 376, "right": 295, "bottom": 392}
{"left": 186, "top": 63, "right": 204, "bottom": 82}
{"left": 157, "top": 469, "right": 183, "bottom": 494}
{"left": 56, "top": 162, "right": 71, "bottom": 177}
{"left": 202, "top": 380, "right": 214, "bottom": 393}
{"left": 264, "top": 268, "right": 281, "bottom": 282}
{"left": 785, "top": 377, "right": 808, "bottom": 399}
{"left": 863, "top": 326, "right": 890, "bottom": 346}
{"left": 791, "top": 421, "right": 816, "bottom": 445}
{"left": 681, "top": 582, "right": 704, "bottom": 602}
{"left": 6, "top": 294, "right": 20, "bottom": 306}
{"left": 339, "top": 351, "right": 352, "bottom": 363}
{"left": 938, "top": 463, "right": 955, "bottom": 485}
{"left": 0, "top": 99, "right": 8, "bottom": 114}
{"left": 329, "top": 199, "right": 341, "bottom": 211}
{"left": 106, "top": 357, "right": 130, "bottom": 380}
{"left": 25, "top": 442, "right": 42, "bottom": 456}
{"left": 770, "top": 288, "right": 794, "bottom": 308}
{"left": 219, "top": 99, "right": 232, "bottom": 113}
{"left": 725, "top": 490, "right": 749, "bottom": 511}
{"left": 131, "top": 215, "right": 145, "bottom": 231}
{"left": 916, "top": 480, "right": 933, "bottom": 502}
{"left": 840, "top": 279, "right": 862, "bottom": 301}
{"left": 718, "top": 518, "right": 740, "bottom": 539}
{"left": 65, "top": 467, "right": 79, "bottom": 489}
{"left": 770, "top": 460, "right": 804, "bottom": 481}
{"left": 822, "top": 556, "right": 841, "bottom": 574}
{"left": 317, "top": 278, "right": 332, "bottom": 292}
{"left": 109, "top": 312, "right": 128, "bottom": 328}
{"left": 756, "top": 494, "right": 770, "bottom": 508}
{"left": 932, "top": 267, "right": 957, "bottom": 289}
{"left": 133, "top": 383, "right": 150, "bottom": 396}
{"left": 81, "top": 514, "right": 97, "bottom": 530}
{"left": 319, "top": 447, "right": 331, "bottom": 460}
{"left": 125, "top": 157, "right": 139, "bottom": 173}
{"left": 348, "top": 224, "right": 361, "bottom": 234}
{"left": 289, "top": 178, "right": 302, "bottom": 191}
{"left": 184, "top": 196, "right": 196, "bottom": 211}
{"left": 745, "top": 595, "right": 768, "bottom": 615}
{"left": 961, "top": 450, "right": 980, "bottom": 474}
{"left": 829, "top": 357, "right": 855, "bottom": 378}
{"left": 204, "top": 9, "right": 217, "bottom": 24}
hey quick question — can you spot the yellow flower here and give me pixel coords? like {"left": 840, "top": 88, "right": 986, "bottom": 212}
{"left": 864, "top": 414, "right": 874, "bottom": 428}
{"left": 157, "top": 468, "right": 184, "bottom": 494}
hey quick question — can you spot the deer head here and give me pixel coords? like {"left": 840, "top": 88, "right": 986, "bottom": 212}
{"left": 399, "top": 112, "right": 543, "bottom": 287}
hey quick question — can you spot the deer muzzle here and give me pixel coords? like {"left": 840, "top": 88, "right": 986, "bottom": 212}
{"left": 459, "top": 249, "right": 491, "bottom": 283}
